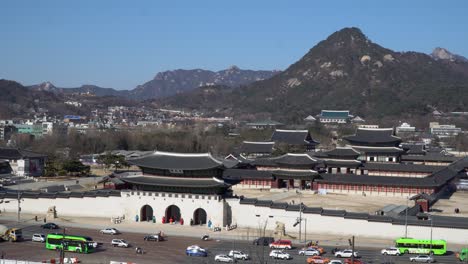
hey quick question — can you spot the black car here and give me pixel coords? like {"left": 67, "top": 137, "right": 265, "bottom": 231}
{"left": 144, "top": 234, "right": 164, "bottom": 241}
{"left": 41, "top": 223, "right": 59, "bottom": 229}
{"left": 253, "top": 237, "right": 274, "bottom": 246}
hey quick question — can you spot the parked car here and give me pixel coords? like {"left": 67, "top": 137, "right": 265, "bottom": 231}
{"left": 111, "top": 239, "right": 129, "bottom": 248}
{"left": 186, "top": 245, "right": 208, "bottom": 257}
{"left": 253, "top": 237, "right": 275, "bottom": 246}
{"left": 228, "top": 250, "right": 249, "bottom": 260}
{"left": 32, "top": 233, "right": 45, "bottom": 243}
{"left": 144, "top": 234, "right": 164, "bottom": 241}
{"left": 41, "top": 223, "right": 59, "bottom": 229}
{"left": 214, "top": 254, "right": 236, "bottom": 262}
{"left": 410, "top": 255, "right": 435, "bottom": 263}
{"left": 329, "top": 260, "right": 343, "bottom": 264}
{"left": 100, "top": 228, "right": 119, "bottom": 235}
{"left": 306, "top": 256, "right": 330, "bottom": 264}
{"left": 299, "top": 247, "right": 321, "bottom": 256}
{"left": 381, "top": 247, "right": 400, "bottom": 256}
{"left": 269, "top": 240, "right": 292, "bottom": 250}
{"left": 334, "top": 249, "right": 359, "bottom": 258}
{"left": 269, "top": 250, "right": 291, "bottom": 260}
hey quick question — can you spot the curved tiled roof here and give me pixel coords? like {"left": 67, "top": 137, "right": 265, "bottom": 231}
{"left": 121, "top": 175, "right": 229, "bottom": 188}
{"left": 344, "top": 128, "right": 401, "bottom": 145}
{"left": 271, "top": 129, "right": 319, "bottom": 145}
{"left": 240, "top": 141, "right": 275, "bottom": 154}
{"left": 127, "top": 151, "right": 223, "bottom": 170}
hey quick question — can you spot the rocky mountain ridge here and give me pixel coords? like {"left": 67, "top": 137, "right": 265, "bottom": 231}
{"left": 158, "top": 27, "right": 468, "bottom": 121}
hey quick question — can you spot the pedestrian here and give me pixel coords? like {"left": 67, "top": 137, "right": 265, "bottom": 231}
{"left": 35, "top": 215, "right": 38, "bottom": 221}
{"left": 43, "top": 217, "right": 46, "bottom": 223}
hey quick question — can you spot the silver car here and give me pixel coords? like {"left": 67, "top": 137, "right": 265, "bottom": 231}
{"left": 410, "top": 255, "right": 435, "bottom": 263}
{"left": 32, "top": 233, "right": 45, "bottom": 243}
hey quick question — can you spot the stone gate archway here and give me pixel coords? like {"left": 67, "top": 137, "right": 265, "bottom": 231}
{"left": 165, "top": 205, "right": 181, "bottom": 222}
{"left": 193, "top": 208, "right": 207, "bottom": 225}
{"left": 140, "top": 204, "right": 153, "bottom": 222}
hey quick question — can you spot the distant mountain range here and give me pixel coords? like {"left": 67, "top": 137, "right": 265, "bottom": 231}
{"left": 6, "top": 27, "right": 468, "bottom": 121}
{"left": 27, "top": 66, "right": 280, "bottom": 100}
{"left": 159, "top": 27, "right": 468, "bottom": 121}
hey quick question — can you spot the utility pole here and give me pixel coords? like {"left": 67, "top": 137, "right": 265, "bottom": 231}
{"left": 299, "top": 201, "right": 302, "bottom": 242}
{"left": 17, "top": 191, "right": 21, "bottom": 223}
{"left": 429, "top": 216, "right": 433, "bottom": 254}
{"left": 405, "top": 197, "right": 408, "bottom": 238}
{"left": 60, "top": 228, "right": 66, "bottom": 264}
{"left": 351, "top": 236, "right": 355, "bottom": 264}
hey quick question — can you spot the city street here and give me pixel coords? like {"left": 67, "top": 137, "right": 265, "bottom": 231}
{"left": 0, "top": 220, "right": 461, "bottom": 264}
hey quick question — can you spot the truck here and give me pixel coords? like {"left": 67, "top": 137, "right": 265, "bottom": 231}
{"left": 457, "top": 248, "right": 468, "bottom": 261}
{"left": 0, "top": 224, "right": 23, "bottom": 242}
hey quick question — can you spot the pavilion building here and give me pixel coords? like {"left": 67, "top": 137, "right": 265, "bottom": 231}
{"left": 124, "top": 151, "right": 230, "bottom": 195}
{"left": 271, "top": 129, "right": 319, "bottom": 152}
{"left": 344, "top": 128, "right": 403, "bottom": 163}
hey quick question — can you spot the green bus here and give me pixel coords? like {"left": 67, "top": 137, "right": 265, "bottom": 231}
{"left": 395, "top": 238, "right": 447, "bottom": 255}
{"left": 46, "top": 233, "right": 96, "bottom": 254}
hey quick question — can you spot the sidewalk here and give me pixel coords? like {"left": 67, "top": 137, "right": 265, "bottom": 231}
{"left": 1, "top": 212, "right": 465, "bottom": 250}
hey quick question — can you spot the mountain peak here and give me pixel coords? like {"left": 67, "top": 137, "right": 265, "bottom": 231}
{"left": 431, "top": 47, "right": 468, "bottom": 62}
{"left": 326, "top": 27, "right": 367, "bottom": 43}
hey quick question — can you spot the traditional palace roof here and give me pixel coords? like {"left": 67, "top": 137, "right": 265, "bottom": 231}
{"left": 240, "top": 141, "right": 275, "bottom": 154}
{"left": 363, "top": 163, "right": 442, "bottom": 173}
{"left": 222, "top": 169, "right": 273, "bottom": 180}
{"left": 253, "top": 153, "right": 319, "bottom": 167}
{"left": 344, "top": 128, "right": 401, "bottom": 145}
{"left": 319, "top": 110, "right": 350, "bottom": 119}
{"left": 323, "top": 147, "right": 360, "bottom": 158}
{"left": 271, "top": 129, "right": 319, "bottom": 145}
{"left": 121, "top": 175, "right": 229, "bottom": 188}
{"left": 322, "top": 159, "right": 362, "bottom": 167}
{"left": 351, "top": 146, "right": 404, "bottom": 154}
{"left": 127, "top": 151, "right": 223, "bottom": 170}
{"left": 0, "top": 148, "right": 46, "bottom": 159}
{"left": 401, "top": 153, "right": 458, "bottom": 163}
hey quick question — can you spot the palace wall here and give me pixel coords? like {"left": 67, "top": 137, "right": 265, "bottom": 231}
{"left": 0, "top": 190, "right": 226, "bottom": 227}
{"left": 3, "top": 193, "right": 468, "bottom": 244}
{"left": 226, "top": 198, "right": 468, "bottom": 244}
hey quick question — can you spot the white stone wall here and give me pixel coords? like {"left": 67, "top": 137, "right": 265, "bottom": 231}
{"left": 1, "top": 196, "right": 124, "bottom": 218}
{"left": 0, "top": 191, "right": 227, "bottom": 227}
{"left": 226, "top": 198, "right": 468, "bottom": 244}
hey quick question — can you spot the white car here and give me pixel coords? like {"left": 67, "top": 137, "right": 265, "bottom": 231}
{"left": 334, "top": 249, "right": 358, "bottom": 258}
{"left": 214, "top": 254, "right": 236, "bottom": 263}
{"left": 410, "top": 255, "right": 435, "bottom": 263}
{"left": 111, "top": 239, "right": 129, "bottom": 248}
{"left": 228, "top": 250, "right": 249, "bottom": 260}
{"left": 269, "top": 250, "right": 291, "bottom": 260}
{"left": 299, "top": 248, "right": 321, "bottom": 256}
{"left": 381, "top": 247, "right": 400, "bottom": 256}
{"left": 329, "top": 260, "right": 343, "bottom": 264}
{"left": 32, "top": 233, "right": 45, "bottom": 243}
{"left": 101, "top": 228, "right": 119, "bottom": 235}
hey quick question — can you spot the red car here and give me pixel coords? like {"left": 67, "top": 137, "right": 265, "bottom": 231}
{"left": 269, "top": 239, "right": 292, "bottom": 250}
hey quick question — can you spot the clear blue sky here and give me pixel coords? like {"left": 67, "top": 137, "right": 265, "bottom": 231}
{"left": 1, "top": 0, "right": 467, "bottom": 90}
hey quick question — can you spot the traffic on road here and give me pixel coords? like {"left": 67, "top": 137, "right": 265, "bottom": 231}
{"left": 0, "top": 221, "right": 464, "bottom": 264}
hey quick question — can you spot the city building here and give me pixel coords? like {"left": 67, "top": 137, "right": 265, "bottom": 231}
{"left": 430, "top": 122, "right": 461, "bottom": 137}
